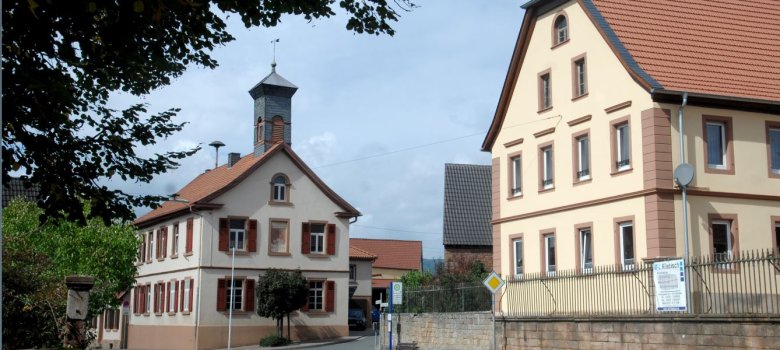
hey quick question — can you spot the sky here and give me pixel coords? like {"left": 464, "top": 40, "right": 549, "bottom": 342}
{"left": 112, "top": 1, "right": 525, "bottom": 259}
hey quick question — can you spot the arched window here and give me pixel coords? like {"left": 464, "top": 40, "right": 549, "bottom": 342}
{"left": 271, "top": 174, "right": 290, "bottom": 202}
{"left": 554, "top": 15, "right": 568, "bottom": 45}
{"left": 256, "top": 120, "right": 263, "bottom": 145}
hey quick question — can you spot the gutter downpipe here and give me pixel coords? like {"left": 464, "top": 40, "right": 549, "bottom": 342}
{"left": 192, "top": 207, "right": 205, "bottom": 350}
{"left": 678, "top": 92, "right": 691, "bottom": 312}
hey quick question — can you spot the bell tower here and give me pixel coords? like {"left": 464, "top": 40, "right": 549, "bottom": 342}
{"left": 248, "top": 62, "right": 298, "bottom": 156}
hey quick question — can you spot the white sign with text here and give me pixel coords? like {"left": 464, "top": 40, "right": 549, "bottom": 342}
{"left": 653, "top": 259, "right": 687, "bottom": 312}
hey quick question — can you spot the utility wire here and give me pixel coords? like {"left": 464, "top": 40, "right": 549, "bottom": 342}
{"left": 352, "top": 224, "right": 441, "bottom": 235}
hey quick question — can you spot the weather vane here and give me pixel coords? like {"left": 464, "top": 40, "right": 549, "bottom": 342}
{"left": 271, "top": 38, "right": 280, "bottom": 69}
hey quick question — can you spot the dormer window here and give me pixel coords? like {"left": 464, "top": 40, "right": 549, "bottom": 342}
{"left": 554, "top": 15, "right": 569, "bottom": 46}
{"left": 271, "top": 174, "right": 290, "bottom": 203}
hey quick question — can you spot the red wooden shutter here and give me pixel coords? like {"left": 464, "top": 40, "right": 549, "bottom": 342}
{"left": 216, "top": 278, "right": 226, "bottom": 311}
{"left": 218, "top": 218, "right": 229, "bottom": 252}
{"left": 179, "top": 280, "right": 184, "bottom": 311}
{"left": 166, "top": 282, "right": 171, "bottom": 312}
{"left": 133, "top": 287, "right": 138, "bottom": 314}
{"left": 301, "top": 223, "right": 311, "bottom": 254}
{"left": 326, "top": 224, "right": 336, "bottom": 255}
{"left": 140, "top": 285, "right": 146, "bottom": 313}
{"left": 161, "top": 283, "right": 166, "bottom": 313}
{"left": 173, "top": 280, "right": 178, "bottom": 313}
{"left": 245, "top": 279, "right": 255, "bottom": 312}
{"left": 325, "top": 281, "right": 335, "bottom": 312}
{"left": 302, "top": 282, "right": 310, "bottom": 312}
{"left": 185, "top": 218, "right": 194, "bottom": 253}
{"left": 248, "top": 220, "right": 258, "bottom": 252}
{"left": 155, "top": 230, "right": 161, "bottom": 259}
{"left": 189, "top": 279, "right": 194, "bottom": 312}
{"left": 153, "top": 284, "right": 158, "bottom": 313}
{"left": 162, "top": 227, "right": 168, "bottom": 258}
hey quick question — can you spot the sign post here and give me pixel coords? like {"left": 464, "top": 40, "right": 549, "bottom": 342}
{"left": 482, "top": 272, "right": 505, "bottom": 350}
{"left": 653, "top": 259, "right": 687, "bottom": 312}
{"left": 388, "top": 282, "right": 402, "bottom": 350}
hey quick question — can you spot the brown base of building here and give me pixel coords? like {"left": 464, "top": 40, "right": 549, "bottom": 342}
{"left": 128, "top": 324, "right": 348, "bottom": 350}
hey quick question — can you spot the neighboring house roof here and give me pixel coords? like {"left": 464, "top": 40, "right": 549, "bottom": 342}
{"left": 134, "top": 143, "right": 360, "bottom": 228}
{"left": 483, "top": 0, "right": 780, "bottom": 151}
{"left": 349, "top": 238, "right": 422, "bottom": 271}
{"left": 372, "top": 278, "right": 395, "bottom": 289}
{"left": 442, "top": 164, "right": 492, "bottom": 247}
{"left": 349, "top": 246, "right": 378, "bottom": 261}
{"left": 2, "top": 177, "right": 39, "bottom": 207}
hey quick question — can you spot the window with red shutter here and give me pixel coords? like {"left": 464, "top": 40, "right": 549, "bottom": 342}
{"left": 216, "top": 278, "right": 226, "bottom": 311}
{"left": 325, "top": 281, "right": 335, "bottom": 312}
{"left": 161, "top": 227, "right": 168, "bottom": 258}
{"left": 326, "top": 224, "right": 336, "bottom": 255}
{"left": 301, "top": 223, "right": 311, "bottom": 254}
{"left": 185, "top": 218, "right": 194, "bottom": 254}
{"left": 248, "top": 220, "right": 257, "bottom": 252}
{"left": 245, "top": 279, "right": 255, "bottom": 312}
{"left": 218, "top": 218, "right": 229, "bottom": 252}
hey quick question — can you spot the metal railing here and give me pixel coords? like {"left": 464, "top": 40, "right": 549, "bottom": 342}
{"left": 504, "top": 249, "right": 780, "bottom": 317}
{"left": 398, "top": 283, "right": 491, "bottom": 313}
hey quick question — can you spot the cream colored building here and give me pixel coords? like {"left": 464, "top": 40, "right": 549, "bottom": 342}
{"left": 483, "top": 0, "right": 780, "bottom": 293}
{"left": 122, "top": 66, "right": 360, "bottom": 350}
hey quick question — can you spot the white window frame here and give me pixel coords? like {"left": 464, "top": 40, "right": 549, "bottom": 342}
{"left": 228, "top": 218, "right": 247, "bottom": 252}
{"left": 577, "top": 135, "right": 590, "bottom": 180}
{"left": 513, "top": 238, "right": 523, "bottom": 278}
{"left": 555, "top": 16, "right": 568, "bottom": 44}
{"left": 183, "top": 280, "right": 191, "bottom": 312}
{"left": 768, "top": 128, "right": 780, "bottom": 173}
{"left": 349, "top": 264, "right": 357, "bottom": 281}
{"left": 308, "top": 281, "right": 324, "bottom": 311}
{"left": 619, "top": 222, "right": 635, "bottom": 270}
{"left": 310, "top": 223, "right": 326, "bottom": 254}
{"left": 145, "top": 284, "right": 151, "bottom": 313}
{"left": 270, "top": 220, "right": 289, "bottom": 253}
{"left": 712, "top": 220, "right": 733, "bottom": 268}
{"left": 580, "top": 228, "right": 593, "bottom": 273}
{"left": 272, "top": 175, "right": 287, "bottom": 201}
{"left": 706, "top": 121, "right": 727, "bottom": 169}
{"left": 172, "top": 224, "right": 179, "bottom": 256}
{"left": 156, "top": 283, "right": 165, "bottom": 313}
{"left": 511, "top": 156, "right": 522, "bottom": 196}
{"left": 544, "top": 235, "right": 556, "bottom": 276}
{"left": 168, "top": 281, "right": 176, "bottom": 313}
{"left": 542, "top": 147, "right": 554, "bottom": 189}
{"left": 541, "top": 74, "right": 551, "bottom": 109}
{"left": 616, "top": 124, "right": 630, "bottom": 171}
{"left": 147, "top": 231, "right": 154, "bottom": 262}
{"left": 226, "top": 278, "right": 244, "bottom": 311}
{"left": 575, "top": 59, "right": 586, "bottom": 96}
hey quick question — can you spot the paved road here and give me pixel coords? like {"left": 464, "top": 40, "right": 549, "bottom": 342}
{"left": 308, "top": 335, "right": 377, "bottom": 350}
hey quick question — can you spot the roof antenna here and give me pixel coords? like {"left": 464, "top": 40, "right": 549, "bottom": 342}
{"left": 271, "top": 38, "right": 279, "bottom": 71}
{"left": 209, "top": 140, "right": 225, "bottom": 169}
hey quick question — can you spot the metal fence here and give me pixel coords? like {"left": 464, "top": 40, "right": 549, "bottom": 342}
{"left": 397, "top": 283, "right": 492, "bottom": 313}
{"left": 504, "top": 249, "right": 780, "bottom": 317}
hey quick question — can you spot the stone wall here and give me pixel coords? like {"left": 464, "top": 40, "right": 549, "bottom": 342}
{"left": 380, "top": 313, "right": 780, "bottom": 350}
{"left": 444, "top": 247, "right": 493, "bottom": 271}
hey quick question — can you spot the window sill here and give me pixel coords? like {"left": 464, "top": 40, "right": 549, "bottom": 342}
{"left": 538, "top": 186, "right": 555, "bottom": 194}
{"left": 184, "top": 252, "right": 194, "bottom": 257}
{"left": 571, "top": 93, "right": 588, "bottom": 102}
{"left": 551, "top": 39, "right": 569, "bottom": 50}
{"left": 610, "top": 167, "right": 633, "bottom": 177}
{"left": 537, "top": 106, "right": 553, "bottom": 114}
{"left": 268, "top": 200, "right": 293, "bottom": 207}
{"left": 143, "top": 313, "right": 150, "bottom": 317}
{"left": 269, "top": 252, "right": 291, "bottom": 257}
{"left": 168, "top": 312, "right": 177, "bottom": 316}
{"left": 225, "top": 250, "right": 250, "bottom": 256}
{"left": 220, "top": 310, "right": 251, "bottom": 315}
{"left": 770, "top": 171, "right": 780, "bottom": 179}
{"left": 573, "top": 178, "right": 592, "bottom": 186}
{"left": 306, "top": 310, "right": 330, "bottom": 316}
{"left": 182, "top": 311, "right": 191, "bottom": 316}
{"left": 157, "top": 258, "right": 166, "bottom": 262}
{"left": 171, "top": 255, "right": 178, "bottom": 259}
{"left": 704, "top": 166, "right": 735, "bottom": 175}
{"left": 306, "top": 253, "right": 331, "bottom": 259}
{"left": 154, "top": 312, "right": 163, "bottom": 317}
{"left": 507, "top": 194, "right": 523, "bottom": 201}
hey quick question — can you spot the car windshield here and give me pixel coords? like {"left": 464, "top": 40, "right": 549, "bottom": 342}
{"left": 348, "top": 309, "right": 363, "bottom": 318}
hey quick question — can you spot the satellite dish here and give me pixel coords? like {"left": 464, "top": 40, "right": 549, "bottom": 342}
{"left": 674, "top": 163, "right": 694, "bottom": 187}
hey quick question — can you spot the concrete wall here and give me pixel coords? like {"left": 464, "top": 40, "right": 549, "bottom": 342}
{"left": 380, "top": 313, "right": 780, "bottom": 350}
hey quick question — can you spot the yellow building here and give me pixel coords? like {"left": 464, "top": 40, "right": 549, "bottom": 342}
{"left": 483, "top": 0, "right": 780, "bottom": 285}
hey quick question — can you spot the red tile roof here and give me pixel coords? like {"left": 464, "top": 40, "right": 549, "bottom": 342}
{"left": 371, "top": 278, "right": 395, "bottom": 289}
{"left": 134, "top": 143, "right": 360, "bottom": 228}
{"left": 349, "top": 246, "right": 378, "bottom": 261}
{"left": 591, "top": 0, "right": 780, "bottom": 102}
{"left": 349, "top": 238, "right": 422, "bottom": 270}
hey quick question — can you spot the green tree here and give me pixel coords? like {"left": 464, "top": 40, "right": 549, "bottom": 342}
{"left": 255, "top": 269, "right": 309, "bottom": 339}
{"left": 400, "top": 269, "right": 433, "bottom": 288}
{"left": 2, "top": 0, "right": 415, "bottom": 224}
{"left": 2, "top": 199, "right": 139, "bottom": 350}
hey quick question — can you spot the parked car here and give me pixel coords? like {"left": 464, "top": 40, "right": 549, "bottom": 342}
{"left": 348, "top": 308, "right": 366, "bottom": 330}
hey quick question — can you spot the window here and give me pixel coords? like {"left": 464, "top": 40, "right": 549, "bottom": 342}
{"left": 138, "top": 234, "right": 146, "bottom": 263}
{"left": 766, "top": 123, "right": 780, "bottom": 176}
{"left": 103, "top": 308, "right": 119, "bottom": 330}
{"left": 228, "top": 218, "right": 246, "bottom": 251}
{"left": 226, "top": 278, "right": 243, "bottom": 311}
{"left": 182, "top": 279, "right": 192, "bottom": 312}
{"left": 580, "top": 228, "right": 593, "bottom": 273}
{"left": 706, "top": 122, "right": 727, "bottom": 169}
{"left": 167, "top": 280, "right": 177, "bottom": 313}
{"left": 270, "top": 220, "right": 289, "bottom": 254}
{"left": 775, "top": 220, "right": 780, "bottom": 252}
{"left": 157, "top": 227, "right": 167, "bottom": 259}
{"left": 539, "top": 72, "right": 552, "bottom": 110}
{"left": 703, "top": 116, "right": 734, "bottom": 174}
{"left": 544, "top": 234, "right": 556, "bottom": 276}
{"left": 271, "top": 174, "right": 289, "bottom": 202}
{"left": 185, "top": 218, "right": 194, "bottom": 255}
{"left": 310, "top": 223, "right": 326, "bottom": 254}
{"left": 618, "top": 222, "right": 635, "bottom": 270}
{"left": 147, "top": 231, "right": 154, "bottom": 262}
{"left": 573, "top": 57, "right": 587, "bottom": 98}
{"left": 615, "top": 123, "right": 630, "bottom": 171}
{"left": 553, "top": 15, "right": 568, "bottom": 45}
{"left": 541, "top": 145, "right": 554, "bottom": 190}
{"left": 349, "top": 264, "right": 357, "bottom": 281}
{"left": 308, "top": 281, "right": 324, "bottom": 311}
{"left": 172, "top": 223, "right": 179, "bottom": 256}
{"left": 511, "top": 154, "right": 522, "bottom": 196}
{"left": 576, "top": 134, "right": 590, "bottom": 181}
{"left": 711, "top": 220, "right": 733, "bottom": 266}
{"left": 513, "top": 238, "right": 523, "bottom": 277}
{"left": 145, "top": 283, "right": 151, "bottom": 314}
{"left": 154, "top": 282, "right": 165, "bottom": 315}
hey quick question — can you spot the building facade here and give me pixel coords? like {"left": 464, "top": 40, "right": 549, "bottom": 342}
{"left": 349, "top": 238, "right": 422, "bottom": 304}
{"left": 126, "top": 65, "right": 360, "bottom": 349}
{"left": 442, "top": 163, "right": 493, "bottom": 270}
{"left": 483, "top": 0, "right": 780, "bottom": 289}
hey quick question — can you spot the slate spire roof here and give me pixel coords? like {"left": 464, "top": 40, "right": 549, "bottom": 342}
{"left": 442, "top": 163, "right": 492, "bottom": 247}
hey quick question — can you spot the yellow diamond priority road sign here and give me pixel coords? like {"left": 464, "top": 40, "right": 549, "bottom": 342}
{"left": 482, "top": 271, "right": 505, "bottom": 294}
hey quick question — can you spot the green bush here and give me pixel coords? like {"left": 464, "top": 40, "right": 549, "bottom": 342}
{"left": 259, "top": 335, "right": 292, "bottom": 347}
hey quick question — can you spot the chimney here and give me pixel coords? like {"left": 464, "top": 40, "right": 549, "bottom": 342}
{"left": 227, "top": 152, "right": 241, "bottom": 168}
